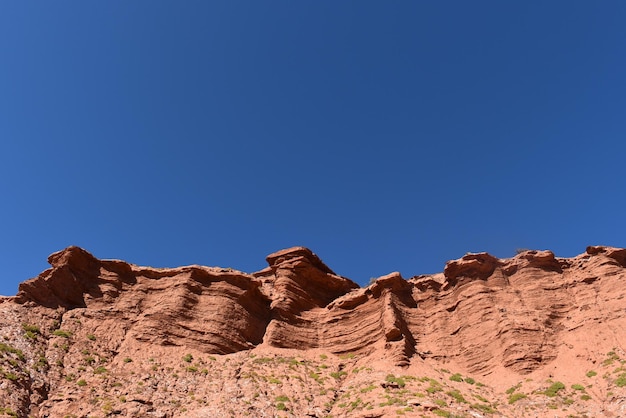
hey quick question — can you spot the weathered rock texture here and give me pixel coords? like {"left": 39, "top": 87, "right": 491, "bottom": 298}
{"left": 2, "top": 245, "right": 626, "bottom": 417}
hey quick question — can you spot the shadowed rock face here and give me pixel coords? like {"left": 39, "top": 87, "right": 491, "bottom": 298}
{"left": 4, "top": 245, "right": 626, "bottom": 417}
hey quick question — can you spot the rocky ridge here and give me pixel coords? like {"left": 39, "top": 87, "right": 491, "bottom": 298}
{"left": 1, "top": 245, "right": 626, "bottom": 417}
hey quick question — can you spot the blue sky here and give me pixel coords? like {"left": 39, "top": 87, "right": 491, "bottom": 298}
{"left": 1, "top": 1, "right": 625, "bottom": 295}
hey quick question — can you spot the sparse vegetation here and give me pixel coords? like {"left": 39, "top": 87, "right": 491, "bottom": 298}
{"left": 614, "top": 373, "right": 626, "bottom": 387}
{"left": 385, "top": 374, "right": 406, "bottom": 387}
{"left": 508, "top": 392, "right": 527, "bottom": 404}
{"left": 22, "top": 323, "right": 41, "bottom": 339}
{"left": 0, "top": 343, "right": 24, "bottom": 361}
{"left": 93, "top": 366, "right": 107, "bottom": 374}
{"left": 360, "top": 384, "right": 376, "bottom": 393}
{"left": 586, "top": 370, "right": 597, "bottom": 377}
{"left": 449, "top": 373, "right": 463, "bottom": 382}
{"left": 22, "top": 323, "right": 41, "bottom": 334}
{"left": 543, "top": 381, "right": 565, "bottom": 397}
{"left": 426, "top": 379, "right": 443, "bottom": 394}
{"left": 330, "top": 371, "right": 347, "bottom": 379}
{"left": 53, "top": 329, "right": 72, "bottom": 338}
{"left": 446, "top": 389, "right": 467, "bottom": 403}
{"left": 183, "top": 354, "right": 193, "bottom": 363}
{"left": 3, "top": 372, "right": 19, "bottom": 381}
{"left": 505, "top": 383, "right": 521, "bottom": 394}
{"left": 0, "top": 407, "right": 17, "bottom": 417}
{"left": 603, "top": 350, "right": 621, "bottom": 366}
{"left": 472, "top": 403, "right": 496, "bottom": 413}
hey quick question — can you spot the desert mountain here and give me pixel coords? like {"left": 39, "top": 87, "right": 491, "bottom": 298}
{"left": 1, "top": 245, "right": 626, "bottom": 417}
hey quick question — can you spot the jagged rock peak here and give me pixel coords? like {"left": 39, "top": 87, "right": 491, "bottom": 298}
{"left": 587, "top": 245, "right": 626, "bottom": 266}
{"left": 265, "top": 246, "right": 336, "bottom": 275}
{"left": 443, "top": 252, "right": 500, "bottom": 281}
{"left": 47, "top": 245, "right": 99, "bottom": 269}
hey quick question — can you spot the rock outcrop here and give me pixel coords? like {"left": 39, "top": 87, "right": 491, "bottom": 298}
{"left": 2, "top": 245, "right": 626, "bottom": 417}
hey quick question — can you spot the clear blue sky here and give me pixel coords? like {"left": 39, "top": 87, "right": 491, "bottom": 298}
{"left": 1, "top": 1, "right": 625, "bottom": 295}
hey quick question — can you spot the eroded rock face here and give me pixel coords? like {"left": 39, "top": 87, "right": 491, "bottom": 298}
{"left": 3, "top": 245, "right": 626, "bottom": 417}
{"left": 16, "top": 247, "right": 271, "bottom": 354}
{"left": 11, "top": 245, "right": 626, "bottom": 368}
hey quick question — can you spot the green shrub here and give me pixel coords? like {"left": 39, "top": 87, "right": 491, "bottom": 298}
{"left": 581, "top": 394, "right": 591, "bottom": 401}
{"left": 508, "top": 393, "right": 527, "bottom": 404}
{"left": 360, "top": 384, "right": 376, "bottom": 393}
{"left": 426, "top": 384, "right": 443, "bottom": 394}
{"left": 22, "top": 324, "right": 41, "bottom": 334}
{"left": 36, "top": 355, "right": 48, "bottom": 370}
{"left": 615, "top": 373, "right": 626, "bottom": 387}
{"left": 0, "top": 343, "right": 25, "bottom": 360}
{"left": 275, "top": 395, "right": 290, "bottom": 402}
{"left": 473, "top": 394, "right": 489, "bottom": 403}
{"left": 449, "top": 373, "right": 463, "bottom": 382}
{"left": 77, "top": 379, "right": 87, "bottom": 386}
{"left": 472, "top": 403, "right": 496, "bottom": 413}
{"left": 505, "top": 384, "right": 520, "bottom": 394}
{"left": 276, "top": 402, "right": 287, "bottom": 410}
{"left": 543, "top": 381, "right": 565, "bottom": 397}
{"left": 571, "top": 383, "right": 585, "bottom": 391}
{"left": 87, "top": 334, "right": 96, "bottom": 341}
{"left": 603, "top": 351, "right": 620, "bottom": 366}
{"left": 93, "top": 366, "right": 107, "bottom": 374}
{"left": 0, "top": 407, "right": 17, "bottom": 417}
{"left": 586, "top": 370, "right": 597, "bottom": 377}
{"left": 446, "top": 389, "right": 467, "bottom": 403}
{"left": 464, "top": 377, "right": 475, "bottom": 385}
{"left": 123, "top": 357, "right": 132, "bottom": 363}
{"left": 53, "top": 330, "right": 72, "bottom": 338}
{"left": 182, "top": 354, "right": 193, "bottom": 363}
{"left": 385, "top": 374, "right": 406, "bottom": 387}
{"left": 4, "top": 372, "right": 19, "bottom": 381}
{"left": 331, "top": 371, "right": 347, "bottom": 379}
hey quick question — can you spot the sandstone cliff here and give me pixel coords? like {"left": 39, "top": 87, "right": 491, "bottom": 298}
{"left": 1, "top": 245, "right": 626, "bottom": 417}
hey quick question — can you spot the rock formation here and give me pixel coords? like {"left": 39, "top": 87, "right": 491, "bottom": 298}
{"left": 1, "top": 245, "right": 626, "bottom": 417}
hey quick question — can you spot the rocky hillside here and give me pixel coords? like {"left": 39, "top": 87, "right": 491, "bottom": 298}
{"left": 1, "top": 245, "right": 626, "bottom": 417}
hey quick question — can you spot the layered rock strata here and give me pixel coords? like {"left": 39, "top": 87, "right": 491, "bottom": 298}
{"left": 11, "top": 245, "right": 626, "bottom": 371}
{"left": 2, "top": 245, "right": 626, "bottom": 417}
